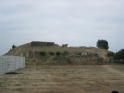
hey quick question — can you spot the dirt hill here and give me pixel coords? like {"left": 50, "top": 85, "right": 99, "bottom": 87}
{"left": 5, "top": 42, "right": 110, "bottom": 65}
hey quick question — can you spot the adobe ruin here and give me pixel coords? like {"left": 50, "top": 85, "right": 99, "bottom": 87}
{"left": 31, "top": 41, "right": 54, "bottom": 47}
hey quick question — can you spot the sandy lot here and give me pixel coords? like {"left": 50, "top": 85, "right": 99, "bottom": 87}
{"left": 0, "top": 65, "right": 124, "bottom": 93}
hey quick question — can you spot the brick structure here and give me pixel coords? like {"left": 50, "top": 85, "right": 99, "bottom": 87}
{"left": 62, "top": 44, "right": 68, "bottom": 47}
{"left": 31, "top": 41, "right": 54, "bottom": 47}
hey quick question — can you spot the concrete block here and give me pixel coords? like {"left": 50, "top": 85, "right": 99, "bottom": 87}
{"left": 0, "top": 56, "right": 25, "bottom": 75}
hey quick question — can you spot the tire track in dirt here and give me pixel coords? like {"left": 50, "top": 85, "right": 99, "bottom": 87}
{"left": 103, "top": 65, "right": 124, "bottom": 77}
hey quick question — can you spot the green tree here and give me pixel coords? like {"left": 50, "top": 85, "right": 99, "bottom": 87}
{"left": 40, "top": 51, "right": 46, "bottom": 56}
{"left": 12, "top": 45, "right": 16, "bottom": 49}
{"left": 49, "top": 51, "right": 54, "bottom": 56}
{"left": 96, "top": 39, "right": 109, "bottom": 50}
{"left": 114, "top": 49, "right": 124, "bottom": 62}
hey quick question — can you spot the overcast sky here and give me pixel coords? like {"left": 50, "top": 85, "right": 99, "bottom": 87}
{"left": 0, "top": 0, "right": 124, "bottom": 55}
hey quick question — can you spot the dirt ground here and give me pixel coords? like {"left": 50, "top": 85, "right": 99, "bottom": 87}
{"left": 0, "top": 65, "right": 124, "bottom": 93}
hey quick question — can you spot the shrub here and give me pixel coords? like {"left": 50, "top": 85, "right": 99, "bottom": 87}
{"left": 12, "top": 45, "right": 16, "bottom": 49}
{"left": 56, "top": 51, "right": 61, "bottom": 56}
{"left": 49, "top": 51, "right": 54, "bottom": 56}
{"left": 40, "top": 51, "right": 46, "bottom": 56}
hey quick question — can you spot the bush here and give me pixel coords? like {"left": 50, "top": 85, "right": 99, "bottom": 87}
{"left": 12, "top": 45, "right": 16, "bottom": 49}
{"left": 56, "top": 51, "right": 61, "bottom": 56}
{"left": 40, "top": 51, "right": 46, "bottom": 56}
{"left": 49, "top": 51, "right": 54, "bottom": 56}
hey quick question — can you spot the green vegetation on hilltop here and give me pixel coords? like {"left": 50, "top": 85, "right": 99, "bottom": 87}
{"left": 97, "top": 39, "right": 109, "bottom": 50}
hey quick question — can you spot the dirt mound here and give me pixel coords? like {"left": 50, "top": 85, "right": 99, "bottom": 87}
{"left": 5, "top": 42, "right": 109, "bottom": 65}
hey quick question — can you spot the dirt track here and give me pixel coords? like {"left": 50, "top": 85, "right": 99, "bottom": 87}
{"left": 0, "top": 65, "right": 124, "bottom": 93}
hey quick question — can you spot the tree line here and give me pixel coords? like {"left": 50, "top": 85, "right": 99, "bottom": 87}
{"left": 107, "top": 49, "right": 124, "bottom": 62}
{"left": 97, "top": 39, "right": 124, "bottom": 62}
